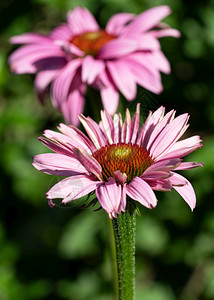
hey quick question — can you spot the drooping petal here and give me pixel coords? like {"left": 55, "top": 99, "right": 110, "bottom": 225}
{"left": 121, "top": 108, "right": 131, "bottom": 143}
{"left": 57, "top": 176, "right": 102, "bottom": 204}
{"left": 175, "top": 162, "right": 204, "bottom": 170}
{"left": 79, "top": 115, "right": 107, "bottom": 149}
{"left": 106, "top": 13, "right": 135, "bottom": 35}
{"left": 126, "top": 177, "right": 157, "bottom": 208}
{"left": 50, "top": 23, "right": 72, "bottom": 40}
{"left": 47, "top": 177, "right": 76, "bottom": 199}
{"left": 82, "top": 56, "right": 105, "bottom": 84}
{"left": 100, "top": 85, "right": 119, "bottom": 115}
{"left": 170, "top": 173, "right": 188, "bottom": 186}
{"left": 113, "top": 113, "right": 122, "bottom": 144}
{"left": 9, "top": 44, "right": 64, "bottom": 74}
{"left": 95, "top": 177, "right": 121, "bottom": 216}
{"left": 9, "top": 44, "right": 62, "bottom": 63}
{"left": 144, "top": 109, "right": 175, "bottom": 150}
{"left": 107, "top": 60, "right": 137, "bottom": 100}
{"left": 170, "top": 173, "right": 196, "bottom": 211}
{"left": 152, "top": 28, "right": 181, "bottom": 39}
{"left": 143, "top": 158, "right": 181, "bottom": 175}
{"left": 61, "top": 68, "right": 86, "bottom": 126}
{"left": 152, "top": 51, "right": 171, "bottom": 74}
{"left": 119, "top": 185, "right": 127, "bottom": 212}
{"left": 38, "top": 137, "right": 74, "bottom": 157}
{"left": 67, "top": 7, "right": 99, "bottom": 35}
{"left": 101, "top": 109, "right": 114, "bottom": 144}
{"left": 149, "top": 113, "right": 189, "bottom": 159}
{"left": 44, "top": 129, "right": 75, "bottom": 144}
{"left": 43, "top": 129, "right": 89, "bottom": 153}
{"left": 137, "top": 34, "right": 161, "bottom": 50}
{"left": 51, "top": 59, "right": 82, "bottom": 108}
{"left": 34, "top": 70, "right": 59, "bottom": 103}
{"left": 98, "top": 71, "right": 120, "bottom": 115}
{"left": 130, "top": 103, "right": 140, "bottom": 144}
{"left": 122, "top": 56, "right": 163, "bottom": 94}
{"left": 9, "top": 33, "right": 52, "bottom": 44}
{"left": 160, "top": 135, "right": 203, "bottom": 160}
{"left": 122, "top": 5, "right": 171, "bottom": 35}
{"left": 142, "top": 171, "right": 172, "bottom": 180}
{"left": 73, "top": 148, "right": 102, "bottom": 180}
{"left": 61, "top": 86, "right": 86, "bottom": 126}
{"left": 33, "top": 153, "right": 88, "bottom": 176}
{"left": 145, "top": 179, "right": 172, "bottom": 191}
{"left": 33, "top": 56, "right": 67, "bottom": 71}
{"left": 97, "top": 39, "right": 138, "bottom": 59}
{"left": 137, "top": 106, "right": 165, "bottom": 146}
{"left": 123, "top": 33, "right": 161, "bottom": 50}
{"left": 127, "top": 51, "right": 170, "bottom": 75}
{"left": 58, "top": 123, "right": 96, "bottom": 153}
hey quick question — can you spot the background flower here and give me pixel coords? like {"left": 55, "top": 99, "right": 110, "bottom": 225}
{"left": 9, "top": 6, "right": 180, "bottom": 125}
{"left": 33, "top": 104, "right": 202, "bottom": 218}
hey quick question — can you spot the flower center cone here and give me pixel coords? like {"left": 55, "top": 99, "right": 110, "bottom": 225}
{"left": 71, "top": 30, "right": 115, "bottom": 56}
{"left": 93, "top": 143, "right": 153, "bottom": 183}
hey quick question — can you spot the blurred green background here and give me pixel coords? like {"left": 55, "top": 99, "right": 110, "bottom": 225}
{"left": 0, "top": 0, "right": 214, "bottom": 299}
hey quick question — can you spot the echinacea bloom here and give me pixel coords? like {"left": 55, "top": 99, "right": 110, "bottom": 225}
{"left": 9, "top": 6, "right": 180, "bottom": 125}
{"left": 33, "top": 103, "right": 203, "bottom": 218}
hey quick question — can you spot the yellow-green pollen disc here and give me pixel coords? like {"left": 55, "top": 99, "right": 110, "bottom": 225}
{"left": 92, "top": 143, "right": 154, "bottom": 183}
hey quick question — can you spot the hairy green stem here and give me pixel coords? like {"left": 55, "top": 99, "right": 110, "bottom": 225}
{"left": 112, "top": 199, "right": 136, "bottom": 300}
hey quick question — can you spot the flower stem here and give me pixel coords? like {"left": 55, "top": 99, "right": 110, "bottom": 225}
{"left": 112, "top": 199, "right": 136, "bottom": 300}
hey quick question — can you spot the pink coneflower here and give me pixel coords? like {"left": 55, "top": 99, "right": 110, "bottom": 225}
{"left": 9, "top": 6, "right": 180, "bottom": 125}
{"left": 33, "top": 104, "right": 203, "bottom": 218}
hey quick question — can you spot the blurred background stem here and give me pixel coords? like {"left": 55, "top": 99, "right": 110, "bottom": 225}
{"left": 86, "top": 87, "right": 103, "bottom": 123}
